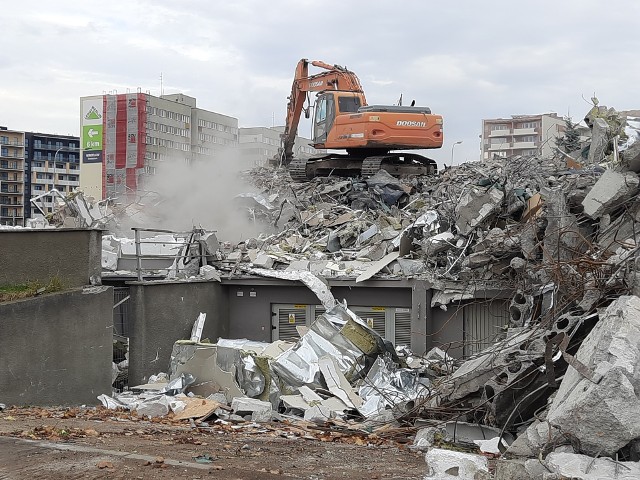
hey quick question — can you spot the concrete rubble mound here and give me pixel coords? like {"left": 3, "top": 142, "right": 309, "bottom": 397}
{"left": 87, "top": 103, "right": 640, "bottom": 477}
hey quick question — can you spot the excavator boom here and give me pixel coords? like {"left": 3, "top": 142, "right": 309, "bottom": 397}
{"left": 281, "top": 59, "right": 365, "bottom": 163}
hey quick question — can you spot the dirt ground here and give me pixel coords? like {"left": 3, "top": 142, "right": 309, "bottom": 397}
{"left": 0, "top": 407, "right": 427, "bottom": 479}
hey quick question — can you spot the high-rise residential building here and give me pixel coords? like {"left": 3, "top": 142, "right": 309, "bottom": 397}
{"left": 24, "top": 132, "right": 80, "bottom": 218}
{"left": 79, "top": 92, "right": 238, "bottom": 201}
{"left": 0, "top": 127, "right": 25, "bottom": 226}
{"left": 481, "top": 113, "right": 566, "bottom": 160}
{"left": 238, "top": 126, "right": 325, "bottom": 167}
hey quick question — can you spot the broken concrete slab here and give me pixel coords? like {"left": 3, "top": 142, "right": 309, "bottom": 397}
{"left": 455, "top": 186, "right": 504, "bottom": 235}
{"left": 547, "top": 295, "right": 640, "bottom": 456}
{"left": 303, "top": 405, "right": 332, "bottom": 422}
{"left": 134, "top": 395, "right": 171, "bottom": 418}
{"left": 252, "top": 253, "right": 274, "bottom": 269}
{"left": 424, "top": 448, "right": 489, "bottom": 480}
{"left": 199, "top": 265, "right": 221, "bottom": 281}
{"left": 545, "top": 452, "right": 640, "bottom": 480}
{"left": 355, "top": 251, "right": 399, "bottom": 283}
{"left": 581, "top": 169, "right": 639, "bottom": 219}
{"left": 285, "top": 260, "right": 310, "bottom": 272}
{"left": 231, "top": 397, "right": 273, "bottom": 422}
{"left": 413, "top": 427, "right": 443, "bottom": 449}
{"left": 587, "top": 117, "right": 611, "bottom": 164}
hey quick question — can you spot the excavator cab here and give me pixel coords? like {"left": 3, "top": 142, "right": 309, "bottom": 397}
{"left": 313, "top": 91, "right": 363, "bottom": 144}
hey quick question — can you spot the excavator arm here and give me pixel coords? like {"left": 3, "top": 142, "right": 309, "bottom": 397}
{"left": 280, "top": 59, "right": 366, "bottom": 163}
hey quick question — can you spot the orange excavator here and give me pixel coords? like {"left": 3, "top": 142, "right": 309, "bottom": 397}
{"left": 278, "top": 59, "right": 444, "bottom": 181}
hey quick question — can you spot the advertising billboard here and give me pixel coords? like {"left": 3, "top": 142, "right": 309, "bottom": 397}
{"left": 81, "top": 98, "right": 104, "bottom": 164}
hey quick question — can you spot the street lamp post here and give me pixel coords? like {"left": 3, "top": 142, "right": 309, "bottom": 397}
{"left": 450, "top": 140, "right": 463, "bottom": 165}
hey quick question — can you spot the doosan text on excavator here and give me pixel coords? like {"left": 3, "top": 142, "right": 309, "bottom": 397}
{"left": 276, "top": 59, "right": 444, "bottom": 181}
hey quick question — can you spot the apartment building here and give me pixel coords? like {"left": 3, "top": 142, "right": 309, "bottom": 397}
{"left": 238, "top": 126, "right": 324, "bottom": 167}
{"left": 24, "top": 132, "right": 80, "bottom": 218}
{"left": 79, "top": 92, "right": 238, "bottom": 201}
{"left": 0, "top": 128, "right": 25, "bottom": 226}
{"left": 481, "top": 113, "right": 566, "bottom": 160}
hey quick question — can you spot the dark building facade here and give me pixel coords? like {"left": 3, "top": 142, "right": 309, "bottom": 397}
{"left": 24, "top": 132, "right": 80, "bottom": 218}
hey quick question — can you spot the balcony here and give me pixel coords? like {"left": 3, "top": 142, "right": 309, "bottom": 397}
{"left": 513, "top": 128, "right": 536, "bottom": 136}
{"left": 0, "top": 189, "right": 22, "bottom": 195}
{"left": 0, "top": 163, "right": 22, "bottom": 170}
{"left": 0, "top": 152, "right": 24, "bottom": 160}
{"left": 489, "top": 129, "right": 511, "bottom": 137}
{"left": 489, "top": 143, "right": 511, "bottom": 151}
{"left": 57, "top": 179, "right": 79, "bottom": 186}
{"left": 0, "top": 140, "right": 24, "bottom": 147}
{"left": 33, "top": 144, "right": 77, "bottom": 151}
{"left": 512, "top": 141, "right": 536, "bottom": 149}
{"left": 0, "top": 177, "right": 22, "bottom": 183}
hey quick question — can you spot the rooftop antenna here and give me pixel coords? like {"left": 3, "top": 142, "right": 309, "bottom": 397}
{"left": 160, "top": 72, "right": 164, "bottom": 97}
{"left": 272, "top": 112, "right": 275, "bottom": 128}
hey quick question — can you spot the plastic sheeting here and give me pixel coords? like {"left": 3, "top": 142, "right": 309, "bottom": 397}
{"left": 248, "top": 268, "right": 336, "bottom": 310}
{"left": 358, "top": 355, "right": 430, "bottom": 417}
{"left": 271, "top": 305, "right": 370, "bottom": 391}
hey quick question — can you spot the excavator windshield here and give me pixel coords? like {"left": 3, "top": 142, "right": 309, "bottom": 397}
{"left": 337, "top": 95, "right": 362, "bottom": 113}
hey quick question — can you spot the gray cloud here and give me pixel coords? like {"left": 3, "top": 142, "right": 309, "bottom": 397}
{"left": 2, "top": 0, "right": 640, "bottom": 165}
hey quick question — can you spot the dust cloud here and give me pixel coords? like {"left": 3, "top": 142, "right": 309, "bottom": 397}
{"left": 128, "top": 148, "right": 270, "bottom": 243}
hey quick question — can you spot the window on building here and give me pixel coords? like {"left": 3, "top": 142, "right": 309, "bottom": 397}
{"left": 490, "top": 124, "right": 508, "bottom": 131}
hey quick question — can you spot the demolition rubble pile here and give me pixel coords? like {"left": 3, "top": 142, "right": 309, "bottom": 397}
{"left": 99, "top": 303, "right": 438, "bottom": 442}
{"left": 97, "top": 105, "right": 640, "bottom": 478}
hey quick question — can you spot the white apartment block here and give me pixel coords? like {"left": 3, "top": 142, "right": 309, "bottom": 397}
{"left": 481, "top": 113, "right": 566, "bottom": 160}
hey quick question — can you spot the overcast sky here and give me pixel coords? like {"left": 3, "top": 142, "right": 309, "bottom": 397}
{"left": 2, "top": 0, "right": 639, "bottom": 164}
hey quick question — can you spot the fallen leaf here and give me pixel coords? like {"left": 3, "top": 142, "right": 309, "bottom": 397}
{"left": 97, "top": 461, "right": 114, "bottom": 469}
{"left": 85, "top": 429, "right": 99, "bottom": 437}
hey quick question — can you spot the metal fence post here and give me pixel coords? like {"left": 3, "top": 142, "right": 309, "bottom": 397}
{"left": 134, "top": 228, "right": 143, "bottom": 281}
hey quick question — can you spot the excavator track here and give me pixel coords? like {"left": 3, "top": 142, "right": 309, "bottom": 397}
{"left": 361, "top": 156, "right": 386, "bottom": 178}
{"left": 287, "top": 152, "right": 438, "bottom": 181}
{"left": 289, "top": 158, "right": 310, "bottom": 181}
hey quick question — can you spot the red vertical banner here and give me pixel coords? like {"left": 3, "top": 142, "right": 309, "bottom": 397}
{"left": 102, "top": 96, "right": 107, "bottom": 199}
{"left": 116, "top": 95, "right": 127, "bottom": 169}
{"left": 138, "top": 92, "right": 147, "bottom": 169}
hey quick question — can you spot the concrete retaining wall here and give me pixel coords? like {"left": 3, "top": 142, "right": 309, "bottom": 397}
{"left": 0, "top": 229, "right": 102, "bottom": 287}
{"left": 0, "top": 286, "right": 113, "bottom": 406}
{"left": 127, "top": 280, "right": 228, "bottom": 385}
